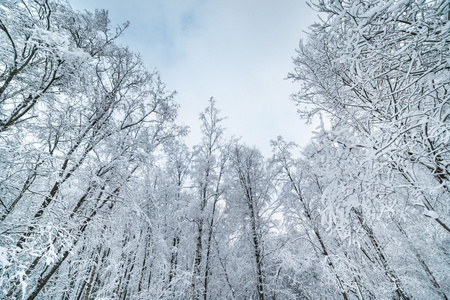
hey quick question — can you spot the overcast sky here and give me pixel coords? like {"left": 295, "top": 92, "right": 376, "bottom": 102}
{"left": 70, "top": 0, "right": 319, "bottom": 155}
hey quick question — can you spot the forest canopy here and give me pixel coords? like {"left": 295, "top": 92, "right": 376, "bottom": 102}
{"left": 0, "top": 0, "right": 448, "bottom": 299}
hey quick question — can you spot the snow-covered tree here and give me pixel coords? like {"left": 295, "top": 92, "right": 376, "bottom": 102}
{"left": 0, "top": 1, "right": 180, "bottom": 298}
{"left": 289, "top": 0, "right": 450, "bottom": 232}
{"left": 289, "top": 1, "right": 450, "bottom": 298}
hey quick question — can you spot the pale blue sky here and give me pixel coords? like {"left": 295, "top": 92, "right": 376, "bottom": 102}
{"left": 70, "top": 0, "right": 319, "bottom": 155}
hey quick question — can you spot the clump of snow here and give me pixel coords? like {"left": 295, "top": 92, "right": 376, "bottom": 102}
{"left": 16, "top": 268, "right": 28, "bottom": 299}
{"left": 0, "top": 246, "right": 11, "bottom": 267}
{"left": 423, "top": 210, "right": 439, "bottom": 219}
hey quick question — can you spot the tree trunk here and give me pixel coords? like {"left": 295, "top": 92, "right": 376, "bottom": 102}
{"left": 190, "top": 174, "right": 210, "bottom": 300}
{"left": 203, "top": 184, "right": 222, "bottom": 300}
{"left": 249, "top": 202, "right": 265, "bottom": 300}
{"left": 284, "top": 165, "right": 350, "bottom": 300}
{"left": 26, "top": 249, "right": 71, "bottom": 300}
{"left": 168, "top": 236, "right": 179, "bottom": 292}
{"left": 353, "top": 208, "right": 410, "bottom": 300}
{"left": 16, "top": 184, "right": 123, "bottom": 299}
{"left": 393, "top": 219, "right": 448, "bottom": 300}
{"left": 190, "top": 218, "right": 204, "bottom": 300}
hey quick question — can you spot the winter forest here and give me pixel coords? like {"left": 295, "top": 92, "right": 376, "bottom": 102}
{"left": 0, "top": 0, "right": 449, "bottom": 299}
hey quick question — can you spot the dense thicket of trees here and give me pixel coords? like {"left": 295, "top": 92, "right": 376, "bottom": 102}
{"left": 1, "top": 0, "right": 448, "bottom": 299}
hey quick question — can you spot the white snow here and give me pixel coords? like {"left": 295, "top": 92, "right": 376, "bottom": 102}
{"left": 0, "top": 246, "right": 11, "bottom": 267}
{"left": 423, "top": 210, "right": 439, "bottom": 219}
